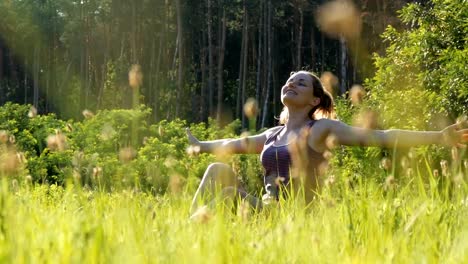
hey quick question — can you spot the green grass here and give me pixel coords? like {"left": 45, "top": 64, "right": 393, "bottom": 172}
{"left": 0, "top": 162, "right": 466, "bottom": 264}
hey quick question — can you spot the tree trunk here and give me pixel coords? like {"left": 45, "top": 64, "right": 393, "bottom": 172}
{"left": 239, "top": 4, "right": 249, "bottom": 127}
{"left": 339, "top": 36, "right": 347, "bottom": 95}
{"left": 33, "top": 44, "right": 40, "bottom": 109}
{"left": 296, "top": 6, "right": 303, "bottom": 69}
{"left": 236, "top": 3, "right": 246, "bottom": 120}
{"left": 175, "top": 0, "right": 184, "bottom": 117}
{"left": 216, "top": 8, "right": 226, "bottom": 123}
{"left": 200, "top": 28, "right": 208, "bottom": 123}
{"left": 255, "top": 1, "right": 264, "bottom": 129}
{"left": 261, "top": 0, "right": 272, "bottom": 128}
{"left": 207, "top": 0, "right": 214, "bottom": 117}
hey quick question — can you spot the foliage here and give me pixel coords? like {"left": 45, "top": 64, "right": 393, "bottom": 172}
{"left": 366, "top": 0, "right": 468, "bottom": 129}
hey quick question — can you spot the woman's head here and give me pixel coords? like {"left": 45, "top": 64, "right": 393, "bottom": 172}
{"left": 279, "top": 71, "right": 334, "bottom": 124}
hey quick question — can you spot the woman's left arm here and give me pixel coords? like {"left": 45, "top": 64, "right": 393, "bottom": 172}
{"left": 315, "top": 119, "right": 468, "bottom": 148}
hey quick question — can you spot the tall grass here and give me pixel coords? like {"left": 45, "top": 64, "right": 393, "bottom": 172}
{"left": 0, "top": 156, "right": 466, "bottom": 263}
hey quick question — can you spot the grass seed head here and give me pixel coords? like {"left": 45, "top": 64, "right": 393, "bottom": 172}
{"left": 169, "top": 174, "right": 183, "bottom": 194}
{"left": 325, "top": 134, "right": 338, "bottom": 150}
{"left": 440, "top": 160, "right": 449, "bottom": 177}
{"left": 28, "top": 106, "right": 37, "bottom": 118}
{"left": 451, "top": 147, "right": 459, "bottom": 161}
{"left": 380, "top": 157, "right": 392, "bottom": 171}
{"left": 320, "top": 71, "right": 338, "bottom": 97}
{"left": 47, "top": 131, "right": 67, "bottom": 151}
{"left": 25, "top": 175, "right": 33, "bottom": 184}
{"left": 129, "top": 64, "right": 143, "bottom": 89}
{"left": 384, "top": 175, "right": 395, "bottom": 190}
{"left": 349, "top": 84, "right": 365, "bottom": 106}
{"left": 243, "top": 98, "right": 258, "bottom": 119}
{"left": 186, "top": 145, "right": 201, "bottom": 156}
{"left": 0, "top": 131, "right": 8, "bottom": 144}
{"left": 315, "top": 0, "right": 362, "bottom": 41}
{"left": 82, "top": 109, "right": 95, "bottom": 119}
{"left": 190, "top": 205, "right": 213, "bottom": 224}
{"left": 0, "top": 150, "right": 21, "bottom": 176}
{"left": 353, "top": 110, "right": 379, "bottom": 129}
{"left": 237, "top": 200, "right": 250, "bottom": 222}
{"left": 119, "top": 147, "right": 137, "bottom": 163}
{"left": 92, "top": 166, "right": 102, "bottom": 179}
{"left": 400, "top": 156, "right": 409, "bottom": 170}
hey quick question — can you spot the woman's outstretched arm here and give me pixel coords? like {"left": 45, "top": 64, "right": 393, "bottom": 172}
{"left": 311, "top": 119, "right": 468, "bottom": 149}
{"left": 186, "top": 126, "right": 282, "bottom": 155}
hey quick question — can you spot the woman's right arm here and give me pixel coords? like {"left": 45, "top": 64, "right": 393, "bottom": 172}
{"left": 186, "top": 127, "right": 281, "bottom": 155}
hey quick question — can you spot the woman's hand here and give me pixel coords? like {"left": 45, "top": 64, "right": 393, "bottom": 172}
{"left": 186, "top": 128, "right": 200, "bottom": 146}
{"left": 441, "top": 121, "right": 468, "bottom": 147}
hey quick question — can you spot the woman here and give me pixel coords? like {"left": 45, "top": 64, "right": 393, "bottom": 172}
{"left": 187, "top": 71, "right": 468, "bottom": 214}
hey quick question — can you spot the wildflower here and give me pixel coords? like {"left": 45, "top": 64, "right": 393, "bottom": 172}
{"left": 433, "top": 169, "right": 439, "bottom": 178}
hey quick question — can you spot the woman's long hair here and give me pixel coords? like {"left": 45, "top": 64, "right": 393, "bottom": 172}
{"left": 279, "top": 71, "right": 335, "bottom": 125}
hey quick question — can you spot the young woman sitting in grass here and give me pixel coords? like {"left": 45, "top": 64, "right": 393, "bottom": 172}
{"left": 187, "top": 70, "right": 468, "bottom": 214}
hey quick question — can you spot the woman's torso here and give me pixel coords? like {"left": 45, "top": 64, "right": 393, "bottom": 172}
{"left": 260, "top": 120, "right": 326, "bottom": 197}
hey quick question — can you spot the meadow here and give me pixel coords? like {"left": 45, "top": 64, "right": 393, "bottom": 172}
{"left": 0, "top": 162, "right": 467, "bottom": 263}
{"left": 0, "top": 101, "right": 467, "bottom": 263}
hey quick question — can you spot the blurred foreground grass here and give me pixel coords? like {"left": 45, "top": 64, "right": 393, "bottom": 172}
{"left": 0, "top": 168, "right": 467, "bottom": 263}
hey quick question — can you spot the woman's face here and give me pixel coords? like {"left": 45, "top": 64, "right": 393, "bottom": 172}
{"left": 281, "top": 71, "right": 319, "bottom": 109}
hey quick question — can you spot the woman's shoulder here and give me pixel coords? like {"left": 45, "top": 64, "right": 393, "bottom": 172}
{"left": 259, "top": 126, "right": 283, "bottom": 138}
{"left": 310, "top": 118, "right": 344, "bottom": 132}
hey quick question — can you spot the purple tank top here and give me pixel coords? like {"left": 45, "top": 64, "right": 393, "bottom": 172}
{"left": 260, "top": 120, "right": 322, "bottom": 187}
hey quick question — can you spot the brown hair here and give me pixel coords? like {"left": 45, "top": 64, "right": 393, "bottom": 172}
{"left": 279, "top": 71, "right": 335, "bottom": 124}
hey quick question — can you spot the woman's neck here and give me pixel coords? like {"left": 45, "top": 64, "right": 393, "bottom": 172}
{"left": 285, "top": 108, "right": 311, "bottom": 131}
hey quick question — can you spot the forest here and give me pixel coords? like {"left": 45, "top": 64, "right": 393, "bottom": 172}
{"left": 0, "top": 0, "right": 432, "bottom": 127}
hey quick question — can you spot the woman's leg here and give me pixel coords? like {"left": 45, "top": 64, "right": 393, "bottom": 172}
{"left": 190, "top": 162, "right": 238, "bottom": 213}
